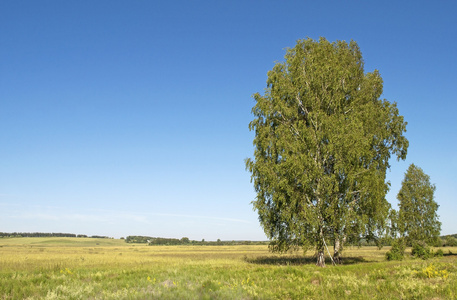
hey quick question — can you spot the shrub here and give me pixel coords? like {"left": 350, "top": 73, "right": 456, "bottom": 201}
{"left": 434, "top": 249, "right": 444, "bottom": 257}
{"left": 411, "top": 241, "right": 431, "bottom": 259}
{"left": 386, "top": 238, "right": 406, "bottom": 261}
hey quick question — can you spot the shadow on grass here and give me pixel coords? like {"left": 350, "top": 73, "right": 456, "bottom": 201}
{"left": 443, "top": 251, "right": 456, "bottom": 257}
{"left": 246, "top": 255, "right": 370, "bottom": 266}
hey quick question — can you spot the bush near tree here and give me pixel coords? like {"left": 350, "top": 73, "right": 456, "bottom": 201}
{"left": 386, "top": 238, "right": 406, "bottom": 261}
{"left": 411, "top": 240, "right": 432, "bottom": 260}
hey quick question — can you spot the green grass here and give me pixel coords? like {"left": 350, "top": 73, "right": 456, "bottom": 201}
{"left": 0, "top": 237, "right": 456, "bottom": 299}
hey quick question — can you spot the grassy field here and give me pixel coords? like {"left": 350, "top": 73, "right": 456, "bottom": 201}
{"left": 0, "top": 238, "right": 456, "bottom": 299}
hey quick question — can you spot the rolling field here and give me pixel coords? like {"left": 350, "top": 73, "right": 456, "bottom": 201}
{"left": 0, "top": 238, "right": 456, "bottom": 299}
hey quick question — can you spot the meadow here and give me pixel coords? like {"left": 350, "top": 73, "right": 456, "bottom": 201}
{"left": 0, "top": 237, "right": 456, "bottom": 299}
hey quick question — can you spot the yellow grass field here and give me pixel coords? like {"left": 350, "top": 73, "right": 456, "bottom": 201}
{"left": 1, "top": 237, "right": 456, "bottom": 299}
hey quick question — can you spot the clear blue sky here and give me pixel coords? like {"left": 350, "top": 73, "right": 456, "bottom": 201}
{"left": 1, "top": 1, "right": 456, "bottom": 240}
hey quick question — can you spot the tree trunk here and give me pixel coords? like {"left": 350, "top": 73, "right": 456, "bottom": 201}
{"left": 333, "top": 236, "right": 341, "bottom": 264}
{"left": 316, "top": 249, "right": 325, "bottom": 267}
{"left": 316, "top": 226, "right": 326, "bottom": 267}
{"left": 333, "top": 234, "right": 347, "bottom": 264}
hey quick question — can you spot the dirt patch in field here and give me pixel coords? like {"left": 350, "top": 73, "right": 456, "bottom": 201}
{"left": 161, "top": 279, "right": 175, "bottom": 288}
{"left": 311, "top": 279, "right": 320, "bottom": 286}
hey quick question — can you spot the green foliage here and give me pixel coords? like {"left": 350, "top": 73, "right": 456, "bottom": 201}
{"left": 411, "top": 240, "right": 432, "bottom": 260}
{"left": 246, "top": 37, "right": 408, "bottom": 265}
{"left": 385, "top": 238, "right": 406, "bottom": 261}
{"left": 397, "top": 164, "right": 441, "bottom": 246}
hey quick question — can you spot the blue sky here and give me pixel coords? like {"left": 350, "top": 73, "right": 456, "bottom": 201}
{"left": 1, "top": 1, "right": 456, "bottom": 240}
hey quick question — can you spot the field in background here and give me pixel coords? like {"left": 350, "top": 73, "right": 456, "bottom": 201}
{"left": 1, "top": 237, "right": 456, "bottom": 299}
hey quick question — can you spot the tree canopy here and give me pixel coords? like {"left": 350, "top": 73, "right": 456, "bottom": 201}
{"left": 398, "top": 164, "right": 440, "bottom": 245}
{"left": 246, "top": 37, "right": 408, "bottom": 266}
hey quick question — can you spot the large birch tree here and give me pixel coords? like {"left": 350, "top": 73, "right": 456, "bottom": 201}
{"left": 246, "top": 38, "right": 408, "bottom": 266}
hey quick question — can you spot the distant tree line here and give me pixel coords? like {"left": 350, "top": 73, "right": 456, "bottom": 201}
{"left": 125, "top": 236, "right": 268, "bottom": 246}
{"left": 125, "top": 236, "right": 153, "bottom": 243}
{"left": 442, "top": 235, "right": 457, "bottom": 247}
{"left": 0, "top": 232, "right": 111, "bottom": 239}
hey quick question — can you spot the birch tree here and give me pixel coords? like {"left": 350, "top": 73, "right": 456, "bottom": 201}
{"left": 246, "top": 37, "right": 408, "bottom": 266}
{"left": 398, "top": 164, "right": 441, "bottom": 246}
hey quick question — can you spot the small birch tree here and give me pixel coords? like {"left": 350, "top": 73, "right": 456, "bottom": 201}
{"left": 398, "top": 164, "right": 441, "bottom": 246}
